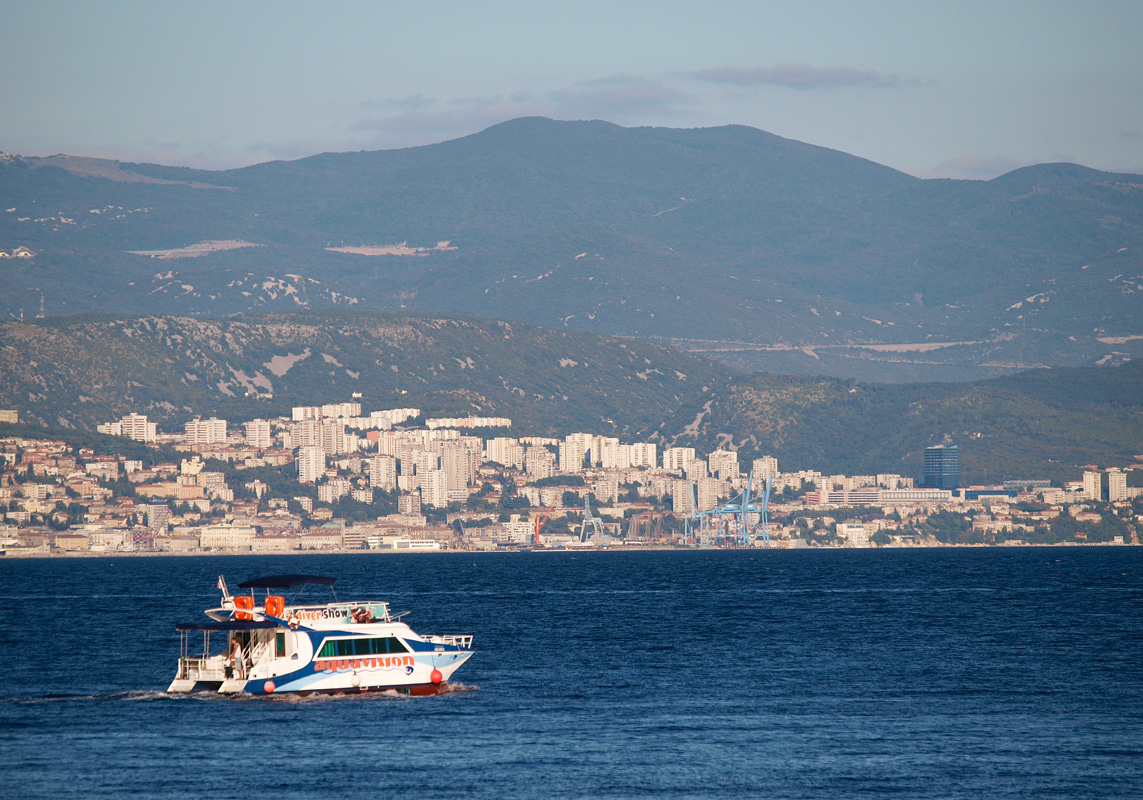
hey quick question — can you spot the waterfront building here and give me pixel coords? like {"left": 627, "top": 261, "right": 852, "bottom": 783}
{"left": 922, "top": 443, "right": 959, "bottom": 490}
{"left": 398, "top": 492, "right": 422, "bottom": 515}
{"left": 837, "top": 522, "right": 871, "bottom": 547}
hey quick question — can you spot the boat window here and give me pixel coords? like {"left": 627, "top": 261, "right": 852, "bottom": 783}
{"left": 317, "top": 637, "right": 411, "bottom": 658}
{"left": 276, "top": 632, "right": 286, "bottom": 658}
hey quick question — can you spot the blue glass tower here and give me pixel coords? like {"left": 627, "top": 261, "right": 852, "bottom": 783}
{"left": 922, "top": 443, "right": 959, "bottom": 490}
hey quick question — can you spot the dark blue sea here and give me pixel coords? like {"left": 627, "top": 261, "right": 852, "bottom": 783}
{"left": 2, "top": 548, "right": 1142, "bottom": 799}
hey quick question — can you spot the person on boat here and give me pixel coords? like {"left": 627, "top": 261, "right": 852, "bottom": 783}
{"left": 229, "top": 637, "right": 246, "bottom": 679}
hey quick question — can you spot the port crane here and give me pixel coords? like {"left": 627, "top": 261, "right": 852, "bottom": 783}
{"left": 533, "top": 497, "right": 558, "bottom": 547}
{"left": 697, "top": 471, "right": 773, "bottom": 547}
{"left": 577, "top": 495, "right": 606, "bottom": 543}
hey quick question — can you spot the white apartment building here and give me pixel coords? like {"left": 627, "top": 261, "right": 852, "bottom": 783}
{"left": 877, "top": 474, "right": 911, "bottom": 489}
{"left": 99, "top": 413, "right": 157, "bottom": 443}
{"left": 837, "top": 522, "right": 871, "bottom": 547}
{"left": 318, "top": 478, "right": 352, "bottom": 503}
{"left": 408, "top": 450, "right": 439, "bottom": 477}
{"left": 1108, "top": 469, "right": 1128, "bottom": 502}
{"left": 292, "top": 406, "right": 321, "bottom": 422}
{"left": 599, "top": 438, "right": 629, "bottom": 470}
{"left": 297, "top": 446, "right": 326, "bottom": 484}
{"left": 398, "top": 492, "right": 422, "bottom": 515}
{"left": 496, "top": 516, "right": 534, "bottom": 544}
{"left": 751, "top": 456, "right": 779, "bottom": 480}
{"left": 1083, "top": 470, "right": 1103, "bottom": 502}
{"left": 685, "top": 459, "right": 709, "bottom": 481}
{"left": 365, "top": 408, "right": 420, "bottom": 429}
{"left": 320, "top": 421, "right": 359, "bottom": 456}
{"left": 663, "top": 447, "right": 696, "bottom": 472}
{"left": 520, "top": 485, "right": 562, "bottom": 507}
{"left": 244, "top": 419, "right": 272, "bottom": 450}
{"left": 560, "top": 433, "right": 597, "bottom": 472}
{"left": 321, "top": 402, "right": 362, "bottom": 419}
{"left": 198, "top": 525, "right": 256, "bottom": 551}
{"left": 525, "top": 447, "right": 556, "bottom": 479}
{"left": 696, "top": 477, "right": 723, "bottom": 511}
{"left": 485, "top": 437, "right": 523, "bottom": 469}
{"left": 594, "top": 477, "right": 619, "bottom": 504}
{"left": 672, "top": 480, "right": 694, "bottom": 516}
{"left": 369, "top": 455, "right": 397, "bottom": 490}
{"left": 420, "top": 469, "right": 450, "bottom": 508}
{"left": 185, "top": 417, "right": 227, "bottom": 446}
{"left": 630, "top": 442, "right": 658, "bottom": 469}
{"left": 709, "top": 450, "right": 740, "bottom": 480}
{"left": 441, "top": 441, "right": 478, "bottom": 491}
{"left": 427, "top": 416, "right": 511, "bottom": 429}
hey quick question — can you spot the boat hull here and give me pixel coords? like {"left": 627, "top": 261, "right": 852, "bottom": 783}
{"left": 169, "top": 648, "right": 472, "bottom": 695}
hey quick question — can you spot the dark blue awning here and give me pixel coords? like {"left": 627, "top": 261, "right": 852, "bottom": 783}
{"left": 237, "top": 574, "right": 336, "bottom": 589}
{"left": 175, "top": 620, "right": 279, "bottom": 632}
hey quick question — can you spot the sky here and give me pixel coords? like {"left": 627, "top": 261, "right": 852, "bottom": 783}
{"left": 2, "top": 0, "right": 1141, "bottom": 179}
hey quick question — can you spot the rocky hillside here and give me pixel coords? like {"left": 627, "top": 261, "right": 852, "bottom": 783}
{"left": 0, "top": 311, "right": 727, "bottom": 438}
{"left": 2, "top": 311, "right": 1141, "bottom": 483}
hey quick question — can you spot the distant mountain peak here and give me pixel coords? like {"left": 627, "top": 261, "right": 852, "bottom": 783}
{"left": 991, "top": 161, "right": 1143, "bottom": 188}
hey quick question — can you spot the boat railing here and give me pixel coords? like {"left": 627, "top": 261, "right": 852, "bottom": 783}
{"left": 429, "top": 634, "right": 474, "bottom": 649}
{"left": 175, "top": 653, "right": 228, "bottom": 682}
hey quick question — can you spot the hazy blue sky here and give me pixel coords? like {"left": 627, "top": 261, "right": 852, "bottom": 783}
{"left": 2, "top": 1, "right": 1141, "bottom": 178}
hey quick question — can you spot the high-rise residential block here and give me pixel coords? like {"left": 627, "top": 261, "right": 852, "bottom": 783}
{"left": 297, "top": 446, "right": 325, "bottom": 484}
{"left": 244, "top": 419, "right": 272, "bottom": 450}
{"left": 185, "top": 417, "right": 227, "bottom": 446}
{"left": 1107, "top": 469, "right": 1127, "bottom": 502}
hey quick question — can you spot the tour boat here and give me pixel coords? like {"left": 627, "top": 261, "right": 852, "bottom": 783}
{"left": 168, "top": 574, "right": 474, "bottom": 696}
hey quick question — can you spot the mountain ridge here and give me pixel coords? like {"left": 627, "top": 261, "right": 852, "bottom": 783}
{"left": 3, "top": 118, "right": 1141, "bottom": 382}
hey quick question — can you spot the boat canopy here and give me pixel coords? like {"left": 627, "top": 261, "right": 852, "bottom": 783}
{"left": 175, "top": 620, "right": 279, "bottom": 632}
{"left": 237, "top": 574, "right": 337, "bottom": 589}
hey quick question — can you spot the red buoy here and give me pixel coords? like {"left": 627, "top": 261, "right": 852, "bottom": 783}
{"left": 263, "top": 680, "right": 276, "bottom": 694}
{"left": 430, "top": 669, "right": 443, "bottom": 685}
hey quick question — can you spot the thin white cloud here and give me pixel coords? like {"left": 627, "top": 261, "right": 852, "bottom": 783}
{"left": 693, "top": 63, "right": 915, "bottom": 89}
{"left": 574, "top": 73, "right": 645, "bottom": 88}
{"left": 547, "top": 78, "right": 690, "bottom": 115}
{"left": 358, "top": 93, "right": 438, "bottom": 110}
